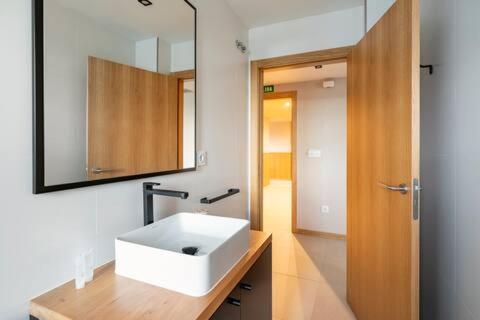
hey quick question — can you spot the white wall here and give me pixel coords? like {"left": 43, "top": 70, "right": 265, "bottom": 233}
{"left": 277, "top": 79, "right": 346, "bottom": 235}
{"left": 171, "top": 40, "right": 195, "bottom": 72}
{"left": 248, "top": 6, "right": 364, "bottom": 61}
{"left": 44, "top": 0, "right": 136, "bottom": 186}
{"left": 157, "top": 37, "right": 172, "bottom": 74}
{"left": 366, "top": 0, "right": 395, "bottom": 31}
{"left": 421, "top": 0, "right": 480, "bottom": 319}
{"left": 136, "top": 37, "right": 185, "bottom": 74}
{"left": 135, "top": 38, "right": 158, "bottom": 72}
{"left": 0, "top": 0, "right": 248, "bottom": 319}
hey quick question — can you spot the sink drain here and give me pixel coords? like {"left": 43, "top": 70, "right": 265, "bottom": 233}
{"left": 182, "top": 246, "right": 199, "bottom": 256}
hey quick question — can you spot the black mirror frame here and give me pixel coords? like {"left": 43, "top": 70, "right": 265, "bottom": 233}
{"left": 32, "top": 0, "right": 197, "bottom": 194}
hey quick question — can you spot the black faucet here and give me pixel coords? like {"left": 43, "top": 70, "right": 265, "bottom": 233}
{"left": 143, "top": 182, "right": 189, "bottom": 226}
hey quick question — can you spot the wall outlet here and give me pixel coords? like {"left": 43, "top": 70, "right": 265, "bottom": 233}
{"left": 197, "top": 151, "right": 207, "bottom": 166}
{"left": 321, "top": 205, "right": 330, "bottom": 214}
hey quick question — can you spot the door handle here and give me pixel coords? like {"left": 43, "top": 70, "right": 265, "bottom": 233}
{"left": 378, "top": 182, "right": 409, "bottom": 195}
{"left": 226, "top": 297, "right": 241, "bottom": 307}
{"left": 239, "top": 283, "right": 253, "bottom": 291}
{"left": 91, "top": 167, "right": 115, "bottom": 174}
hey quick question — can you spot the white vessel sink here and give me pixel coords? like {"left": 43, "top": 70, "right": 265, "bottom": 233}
{"left": 115, "top": 212, "right": 250, "bottom": 297}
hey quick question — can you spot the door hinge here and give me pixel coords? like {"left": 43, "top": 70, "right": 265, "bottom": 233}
{"left": 413, "top": 178, "right": 422, "bottom": 220}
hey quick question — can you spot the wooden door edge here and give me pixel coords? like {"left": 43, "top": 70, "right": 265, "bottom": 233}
{"left": 410, "top": 0, "right": 421, "bottom": 318}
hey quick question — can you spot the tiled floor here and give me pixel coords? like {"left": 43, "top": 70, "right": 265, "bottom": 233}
{"left": 263, "top": 181, "right": 356, "bottom": 320}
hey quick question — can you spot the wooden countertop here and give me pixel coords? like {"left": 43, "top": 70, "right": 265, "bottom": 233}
{"left": 29, "top": 230, "right": 271, "bottom": 320}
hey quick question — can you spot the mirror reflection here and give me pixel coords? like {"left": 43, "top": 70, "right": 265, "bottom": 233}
{"left": 43, "top": 0, "right": 196, "bottom": 186}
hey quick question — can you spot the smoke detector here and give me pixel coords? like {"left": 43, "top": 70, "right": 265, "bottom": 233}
{"left": 138, "top": 0, "right": 153, "bottom": 6}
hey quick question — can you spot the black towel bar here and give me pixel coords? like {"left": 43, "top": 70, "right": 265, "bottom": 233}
{"left": 200, "top": 189, "right": 240, "bottom": 204}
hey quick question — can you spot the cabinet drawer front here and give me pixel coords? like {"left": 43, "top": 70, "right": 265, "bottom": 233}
{"left": 240, "top": 244, "right": 272, "bottom": 320}
{"left": 211, "top": 244, "right": 272, "bottom": 320}
{"left": 210, "top": 287, "right": 242, "bottom": 320}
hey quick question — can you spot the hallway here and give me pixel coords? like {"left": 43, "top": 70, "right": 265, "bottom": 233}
{"left": 263, "top": 181, "right": 355, "bottom": 320}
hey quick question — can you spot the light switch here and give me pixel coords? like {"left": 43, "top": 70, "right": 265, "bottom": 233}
{"left": 307, "top": 148, "right": 322, "bottom": 158}
{"left": 321, "top": 205, "right": 330, "bottom": 213}
{"left": 197, "top": 151, "right": 207, "bottom": 166}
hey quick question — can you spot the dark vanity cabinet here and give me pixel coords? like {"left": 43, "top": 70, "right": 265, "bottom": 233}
{"left": 211, "top": 244, "right": 272, "bottom": 320}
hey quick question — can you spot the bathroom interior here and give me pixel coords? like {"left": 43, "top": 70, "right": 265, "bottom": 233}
{"left": 0, "top": 0, "right": 479, "bottom": 319}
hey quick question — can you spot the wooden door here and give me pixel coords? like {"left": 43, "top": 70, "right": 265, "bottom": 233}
{"left": 347, "top": 0, "right": 420, "bottom": 319}
{"left": 87, "top": 57, "right": 179, "bottom": 179}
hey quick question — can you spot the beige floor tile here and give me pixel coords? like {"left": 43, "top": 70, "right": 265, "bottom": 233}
{"left": 323, "top": 239, "right": 347, "bottom": 270}
{"left": 293, "top": 234, "right": 329, "bottom": 255}
{"left": 288, "top": 246, "right": 324, "bottom": 281}
{"left": 264, "top": 183, "right": 356, "bottom": 320}
{"left": 318, "top": 259, "right": 347, "bottom": 289}
{"left": 263, "top": 183, "right": 292, "bottom": 233}
{"left": 271, "top": 230, "right": 295, "bottom": 250}
{"left": 311, "top": 281, "right": 356, "bottom": 320}
{"left": 273, "top": 273, "right": 289, "bottom": 319}
{"left": 272, "top": 242, "right": 291, "bottom": 275}
{"left": 275, "top": 273, "right": 318, "bottom": 320}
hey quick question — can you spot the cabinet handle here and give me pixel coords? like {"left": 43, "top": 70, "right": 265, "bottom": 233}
{"left": 226, "top": 297, "right": 241, "bottom": 307}
{"left": 91, "top": 167, "right": 116, "bottom": 174}
{"left": 239, "top": 283, "right": 252, "bottom": 291}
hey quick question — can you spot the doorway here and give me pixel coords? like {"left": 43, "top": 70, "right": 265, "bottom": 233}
{"left": 260, "top": 60, "right": 353, "bottom": 319}
{"left": 250, "top": 47, "right": 352, "bottom": 231}
{"left": 262, "top": 92, "right": 297, "bottom": 235}
{"left": 250, "top": 1, "right": 420, "bottom": 315}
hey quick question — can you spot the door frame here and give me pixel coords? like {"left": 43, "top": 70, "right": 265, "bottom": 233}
{"left": 262, "top": 91, "right": 297, "bottom": 233}
{"left": 250, "top": 46, "right": 353, "bottom": 231}
{"left": 173, "top": 70, "right": 195, "bottom": 170}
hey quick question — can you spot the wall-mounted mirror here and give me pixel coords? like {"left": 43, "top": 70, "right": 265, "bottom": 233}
{"left": 32, "top": 0, "right": 196, "bottom": 193}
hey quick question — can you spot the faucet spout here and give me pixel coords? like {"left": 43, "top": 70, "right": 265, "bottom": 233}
{"left": 143, "top": 182, "right": 189, "bottom": 226}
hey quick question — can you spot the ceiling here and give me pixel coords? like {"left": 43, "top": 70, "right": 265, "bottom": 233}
{"left": 51, "top": 0, "right": 195, "bottom": 43}
{"left": 264, "top": 98, "right": 292, "bottom": 122}
{"left": 264, "top": 62, "right": 347, "bottom": 85}
{"left": 225, "top": 0, "right": 364, "bottom": 28}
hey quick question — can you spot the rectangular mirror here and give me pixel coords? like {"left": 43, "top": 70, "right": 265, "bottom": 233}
{"left": 32, "top": 0, "right": 196, "bottom": 193}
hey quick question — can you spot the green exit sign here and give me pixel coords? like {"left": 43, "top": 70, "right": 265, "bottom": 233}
{"left": 264, "top": 85, "right": 275, "bottom": 93}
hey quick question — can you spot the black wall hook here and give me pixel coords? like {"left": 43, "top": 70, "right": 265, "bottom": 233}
{"left": 421, "top": 65, "right": 434, "bottom": 75}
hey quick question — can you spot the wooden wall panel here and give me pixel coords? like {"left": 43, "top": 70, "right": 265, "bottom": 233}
{"left": 87, "top": 57, "right": 178, "bottom": 179}
{"left": 263, "top": 153, "right": 292, "bottom": 184}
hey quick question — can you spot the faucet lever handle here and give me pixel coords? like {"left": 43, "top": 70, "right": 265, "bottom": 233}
{"left": 143, "top": 182, "right": 161, "bottom": 190}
